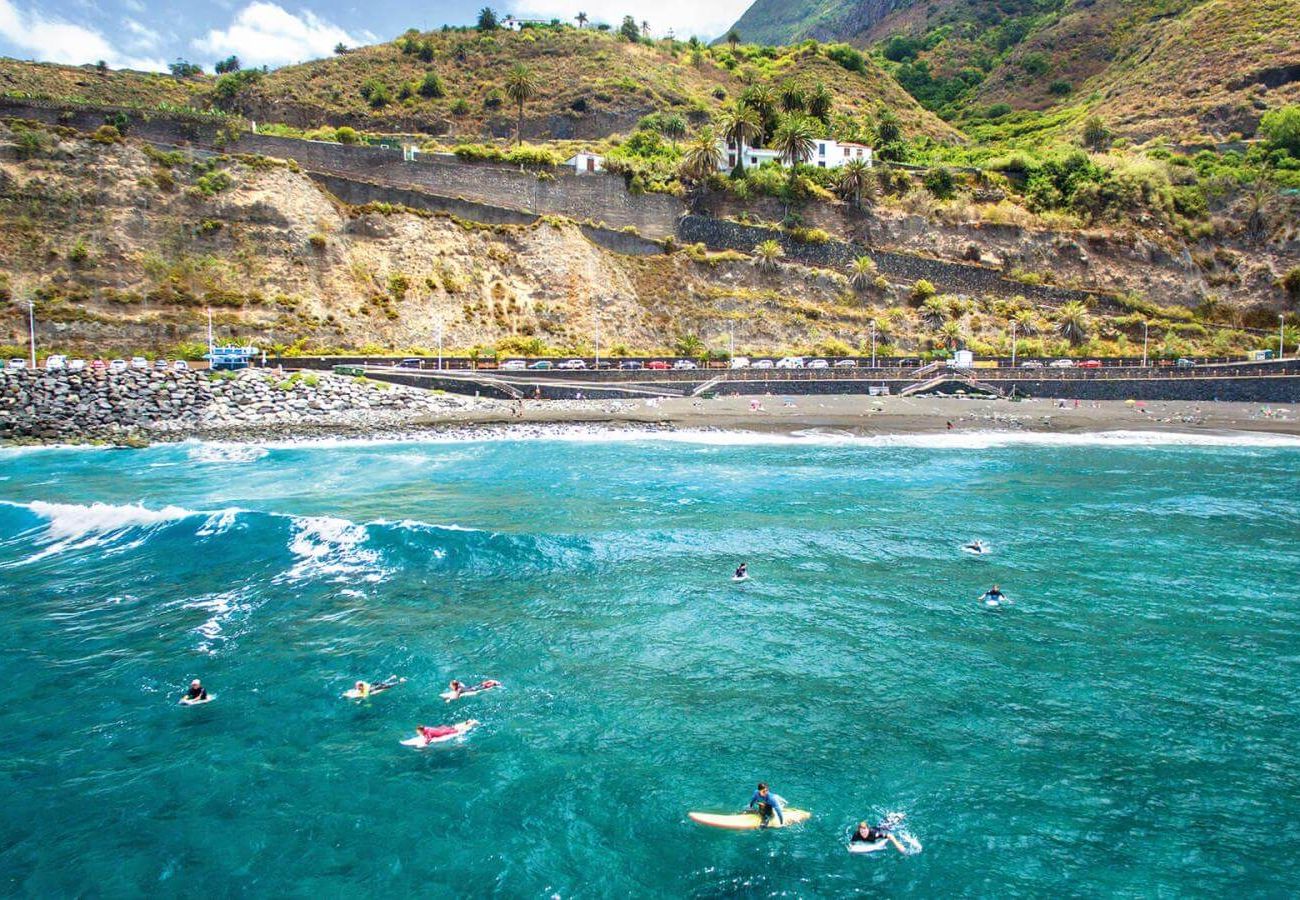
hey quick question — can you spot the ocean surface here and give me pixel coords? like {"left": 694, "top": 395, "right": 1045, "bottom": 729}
{"left": 1, "top": 431, "right": 1298, "bottom": 897}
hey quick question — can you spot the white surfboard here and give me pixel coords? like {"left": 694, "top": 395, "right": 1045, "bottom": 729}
{"left": 179, "top": 695, "right": 213, "bottom": 706}
{"left": 848, "top": 839, "right": 888, "bottom": 854}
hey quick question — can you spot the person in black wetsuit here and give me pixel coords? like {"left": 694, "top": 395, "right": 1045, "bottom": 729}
{"left": 734, "top": 562, "right": 748, "bottom": 579}
{"left": 979, "top": 584, "right": 1006, "bottom": 604}
{"left": 184, "top": 679, "right": 207, "bottom": 702}
{"left": 851, "top": 820, "right": 906, "bottom": 852}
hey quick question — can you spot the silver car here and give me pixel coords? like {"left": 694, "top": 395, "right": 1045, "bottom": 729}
{"left": 806, "top": 359, "right": 829, "bottom": 369}
{"left": 751, "top": 359, "right": 774, "bottom": 369}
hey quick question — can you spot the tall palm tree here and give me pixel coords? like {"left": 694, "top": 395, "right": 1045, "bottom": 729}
{"left": 807, "top": 82, "right": 833, "bottom": 123}
{"left": 836, "top": 158, "right": 874, "bottom": 208}
{"left": 753, "top": 239, "right": 783, "bottom": 271}
{"left": 575, "top": 11, "right": 588, "bottom": 27}
{"left": 740, "top": 84, "right": 776, "bottom": 140}
{"left": 939, "top": 320, "right": 965, "bottom": 350}
{"left": 848, "top": 256, "right": 876, "bottom": 291}
{"left": 719, "top": 102, "right": 762, "bottom": 176}
{"left": 771, "top": 114, "right": 816, "bottom": 184}
{"left": 679, "top": 126, "right": 724, "bottom": 182}
{"left": 1055, "top": 301, "right": 1091, "bottom": 346}
{"left": 504, "top": 64, "right": 538, "bottom": 146}
{"left": 726, "top": 28, "right": 740, "bottom": 48}
{"left": 921, "top": 295, "right": 948, "bottom": 328}
{"left": 875, "top": 109, "right": 902, "bottom": 146}
{"left": 778, "top": 81, "right": 805, "bottom": 114}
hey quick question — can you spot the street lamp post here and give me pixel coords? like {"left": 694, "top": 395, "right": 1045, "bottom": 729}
{"left": 1281, "top": 314, "right": 1286, "bottom": 360}
{"left": 437, "top": 322, "right": 444, "bottom": 371}
{"left": 27, "top": 301, "right": 36, "bottom": 367}
{"left": 870, "top": 322, "right": 877, "bottom": 368}
{"left": 729, "top": 326, "right": 735, "bottom": 360}
{"left": 1010, "top": 321, "right": 1017, "bottom": 369}
{"left": 595, "top": 315, "right": 601, "bottom": 369}
{"left": 1142, "top": 321, "right": 1149, "bottom": 367}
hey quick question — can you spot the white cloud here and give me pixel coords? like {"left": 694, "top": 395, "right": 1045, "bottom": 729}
{"left": 193, "top": 2, "right": 360, "bottom": 68}
{"left": 0, "top": 0, "right": 167, "bottom": 70}
{"left": 508, "top": 0, "right": 751, "bottom": 41}
{"left": 123, "top": 19, "right": 163, "bottom": 51}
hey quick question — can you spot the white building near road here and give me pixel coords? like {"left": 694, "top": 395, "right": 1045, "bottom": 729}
{"left": 565, "top": 152, "right": 605, "bottom": 174}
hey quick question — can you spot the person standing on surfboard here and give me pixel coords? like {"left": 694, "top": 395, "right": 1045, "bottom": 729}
{"left": 748, "top": 782, "right": 784, "bottom": 827}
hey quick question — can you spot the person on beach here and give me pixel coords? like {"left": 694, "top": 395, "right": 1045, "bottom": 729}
{"left": 182, "top": 679, "right": 207, "bottom": 702}
{"left": 979, "top": 584, "right": 1006, "bottom": 604}
{"left": 748, "top": 782, "right": 785, "bottom": 827}
{"left": 735, "top": 562, "right": 748, "bottom": 579}
{"left": 852, "top": 820, "right": 906, "bottom": 853}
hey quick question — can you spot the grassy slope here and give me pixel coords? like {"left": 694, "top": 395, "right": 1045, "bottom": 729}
{"left": 234, "top": 28, "right": 958, "bottom": 141}
{"left": 0, "top": 59, "right": 203, "bottom": 108}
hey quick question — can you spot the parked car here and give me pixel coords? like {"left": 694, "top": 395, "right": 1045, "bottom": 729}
{"left": 557, "top": 359, "right": 587, "bottom": 370}
{"left": 618, "top": 360, "right": 643, "bottom": 370}
{"left": 775, "top": 357, "right": 805, "bottom": 369}
{"left": 593, "top": 361, "right": 612, "bottom": 370}
{"left": 44, "top": 354, "right": 67, "bottom": 370}
{"left": 1176, "top": 357, "right": 1195, "bottom": 367}
{"left": 6, "top": 358, "right": 26, "bottom": 370}
{"left": 91, "top": 358, "right": 107, "bottom": 370}
{"left": 897, "top": 358, "right": 919, "bottom": 367}
{"left": 672, "top": 359, "right": 697, "bottom": 370}
{"left": 109, "top": 359, "right": 128, "bottom": 373}
{"left": 398, "top": 358, "right": 422, "bottom": 369}
{"left": 67, "top": 358, "right": 86, "bottom": 371}
{"left": 171, "top": 360, "right": 189, "bottom": 371}
{"left": 833, "top": 359, "right": 857, "bottom": 368}
{"left": 500, "top": 359, "right": 527, "bottom": 371}
{"left": 729, "top": 357, "right": 750, "bottom": 370}
{"left": 1049, "top": 359, "right": 1074, "bottom": 368}
{"left": 646, "top": 360, "right": 670, "bottom": 370}
{"left": 527, "top": 360, "right": 553, "bottom": 370}
{"left": 154, "top": 358, "right": 170, "bottom": 370}
{"left": 129, "top": 356, "right": 149, "bottom": 370}
{"left": 806, "top": 358, "right": 829, "bottom": 369}
{"left": 1020, "top": 360, "right": 1044, "bottom": 369}
{"left": 751, "top": 359, "right": 774, "bottom": 369}
{"left": 1077, "top": 359, "right": 1102, "bottom": 369}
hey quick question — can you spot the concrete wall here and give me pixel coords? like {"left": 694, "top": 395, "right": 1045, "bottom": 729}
{"left": 677, "top": 215, "right": 1107, "bottom": 306}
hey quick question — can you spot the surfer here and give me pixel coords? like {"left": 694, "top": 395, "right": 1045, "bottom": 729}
{"left": 415, "top": 719, "right": 479, "bottom": 742}
{"left": 182, "top": 679, "right": 207, "bottom": 703}
{"left": 447, "top": 679, "right": 466, "bottom": 699}
{"left": 852, "top": 820, "right": 906, "bottom": 853}
{"left": 351, "top": 676, "right": 401, "bottom": 699}
{"left": 963, "top": 540, "right": 986, "bottom": 554}
{"left": 979, "top": 584, "right": 1006, "bottom": 604}
{"left": 734, "top": 562, "right": 748, "bottom": 580}
{"left": 748, "top": 782, "right": 785, "bottom": 828}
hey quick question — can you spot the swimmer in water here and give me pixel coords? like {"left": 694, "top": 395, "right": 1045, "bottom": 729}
{"left": 978, "top": 584, "right": 1006, "bottom": 604}
{"left": 851, "top": 820, "right": 906, "bottom": 853}
{"left": 182, "top": 679, "right": 207, "bottom": 702}
{"left": 734, "top": 562, "right": 748, "bottom": 579}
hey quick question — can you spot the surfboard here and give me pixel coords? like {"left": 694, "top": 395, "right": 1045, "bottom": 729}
{"left": 179, "top": 695, "right": 213, "bottom": 706}
{"left": 688, "top": 809, "right": 811, "bottom": 830}
{"left": 848, "top": 839, "right": 888, "bottom": 854}
{"left": 402, "top": 722, "right": 478, "bottom": 748}
{"left": 962, "top": 545, "right": 987, "bottom": 555}
{"left": 732, "top": 575, "right": 749, "bottom": 582}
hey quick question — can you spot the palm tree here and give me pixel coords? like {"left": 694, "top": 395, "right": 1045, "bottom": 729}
{"left": 753, "top": 239, "right": 783, "bottom": 271}
{"left": 575, "top": 11, "right": 588, "bottom": 27}
{"left": 740, "top": 84, "right": 776, "bottom": 140}
{"left": 848, "top": 256, "right": 876, "bottom": 291}
{"left": 875, "top": 109, "right": 902, "bottom": 146}
{"left": 779, "top": 81, "right": 805, "bottom": 114}
{"left": 939, "top": 320, "right": 965, "bottom": 350}
{"left": 1013, "top": 308, "right": 1040, "bottom": 334}
{"left": 679, "top": 126, "right": 724, "bottom": 182}
{"left": 836, "top": 158, "right": 874, "bottom": 208}
{"left": 719, "top": 102, "right": 762, "bottom": 176}
{"left": 1055, "top": 301, "right": 1091, "bottom": 346}
{"left": 726, "top": 28, "right": 741, "bottom": 48}
{"left": 660, "top": 113, "right": 687, "bottom": 150}
{"left": 921, "top": 295, "right": 948, "bottom": 328}
{"left": 504, "top": 64, "right": 538, "bottom": 145}
{"left": 807, "top": 82, "right": 833, "bottom": 123}
{"left": 771, "top": 115, "right": 816, "bottom": 185}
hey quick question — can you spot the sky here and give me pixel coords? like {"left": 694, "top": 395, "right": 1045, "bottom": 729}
{"left": 0, "top": 0, "right": 752, "bottom": 72}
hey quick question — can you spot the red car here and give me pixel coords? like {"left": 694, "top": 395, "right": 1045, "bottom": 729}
{"left": 645, "top": 360, "right": 670, "bottom": 370}
{"left": 1077, "top": 360, "right": 1102, "bottom": 368}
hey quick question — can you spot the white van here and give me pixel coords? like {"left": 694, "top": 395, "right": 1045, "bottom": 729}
{"left": 775, "top": 356, "right": 805, "bottom": 369}
{"left": 729, "top": 357, "right": 750, "bottom": 369}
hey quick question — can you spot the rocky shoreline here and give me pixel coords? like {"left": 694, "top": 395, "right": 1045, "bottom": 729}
{"left": 0, "top": 368, "right": 499, "bottom": 444}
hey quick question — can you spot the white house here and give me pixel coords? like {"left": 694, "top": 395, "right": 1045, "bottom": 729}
{"left": 565, "top": 152, "right": 605, "bottom": 174}
{"left": 719, "top": 138, "right": 872, "bottom": 171}
{"left": 501, "top": 16, "right": 550, "bottom": 31}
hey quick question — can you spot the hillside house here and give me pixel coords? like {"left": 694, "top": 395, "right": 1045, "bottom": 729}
{"left": 719, "top": 138, "right": 872, "bottom": 171}
{"left": 501, "top": 16, "right": 550, "bottom": 31}
{"left": 565, "top": 152, "right": 605, "bottom": 174}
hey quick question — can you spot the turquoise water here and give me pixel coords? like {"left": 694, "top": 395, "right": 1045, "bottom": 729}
{"left": 1, "top": 433, "right": 1298, "bottom": 896}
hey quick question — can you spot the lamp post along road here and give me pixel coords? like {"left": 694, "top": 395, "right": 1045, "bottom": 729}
{"left": 1010, "top": 321, "right": 1017, "bottom": 369}
{"left": 595, "top": 315, "right": 601, "bottom": 368}
{"left": 1281, "top": 315, "right": 1286, "bottom": 360}
{"left": 437, "top": 322, "right": 444, "bottom": 371}
{"left": 28, "top": 301, "right": 36, "bottom": 367}
{"left": 870, "top": 322, "right": 877, "bottom": 368}
{"left": 1142, "top": 321, "right": 1149, "bottom": 367}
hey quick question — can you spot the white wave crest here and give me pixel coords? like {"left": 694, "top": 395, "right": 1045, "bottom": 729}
{"left": 278, "top": 515, "right": 386, "bottom": 584}
{"left": 1, "top": 500, "right": 243, "bottom": 564}
{"left": 186, "top": 444, "right": 268, "bottom": 464}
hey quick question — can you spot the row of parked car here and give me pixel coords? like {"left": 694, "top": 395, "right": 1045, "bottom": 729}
{"left": 5, "top": 356, "right": 192, "bottom": 373}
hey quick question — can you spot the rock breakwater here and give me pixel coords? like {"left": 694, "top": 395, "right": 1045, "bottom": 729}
{"left": 0, "top": 368, "right": 487, "bottom": 443}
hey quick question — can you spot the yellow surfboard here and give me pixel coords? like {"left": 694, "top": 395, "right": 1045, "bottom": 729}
{"left": 688, "top": 809, "right": 811, "bottom": 830}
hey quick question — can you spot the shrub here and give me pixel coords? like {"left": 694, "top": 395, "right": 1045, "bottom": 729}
{"left": 308, "top": 233, "right": 327, "bottom": 251}
{"left": 1048, "top": 80, "right": 1072, "bottom": 96}
{"left": 505, "top": 144, "right": 560, "bottom": 166}
{"left": 360, "top": 78, "right": 391, "bottom": 107}
{"left": 483, "top": 88, "right": 504, "bottom": 109}
{"left": 453, "top": 143, "right": 505, "bottom": 162}
{"left": 194, "top": 170, "right": 232, "bottom": 196}
{"left": 91, "top": 124, "right": 122, "bottom": 144}
{"left": 825, "top": 43, "right": 865, "bottom": 74}
{"left": 1281, "top": 266, "right": 1300, "bottom": 300}
{"left": 1260, "top": 106, "right": 1300, "bottom": 156}
{"left": 335, "top": 126, "right": 359, "bottom": 145}
{"left": 67, "top": 238, "right": 91, "bottom": 265}
{"left": 419, "top": 71, "right": 446, "bottom": 98}
{"left": 911, "top": 279, "right": 937, "bottom": 303}
{"left": 786, "top": 225, "right": 831, "bottom": 244}
{"left": 923, "top": 166, "right": 956, "bottom": 199}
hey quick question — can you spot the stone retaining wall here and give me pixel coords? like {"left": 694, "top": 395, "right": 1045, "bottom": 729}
{"left": 677, "top": 215, "right": 1106, "bottom": 306}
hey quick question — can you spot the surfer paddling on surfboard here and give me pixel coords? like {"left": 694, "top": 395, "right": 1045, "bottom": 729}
{"left": 403, "top": 719, "right": 480, "bottom": 747}
{"left": 978, "top": 584, "right": 1007, "bottom": 606}
{"left": 179, "top": 679, "right": 209, "bottom": 705}
{"left": 443, "top": 679, "right": 502, "bottom": 702}
{"left": 345, "top": 675, "right": 404, "bottom": 700}
{"left": 734, "top": 562, "right": 748, "bottom": 581}
{"left": 851, "top": 820, "right": 906, "bottom": 853}
{"left": 748, "top": 782, "right": 785, "bottom": 828}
